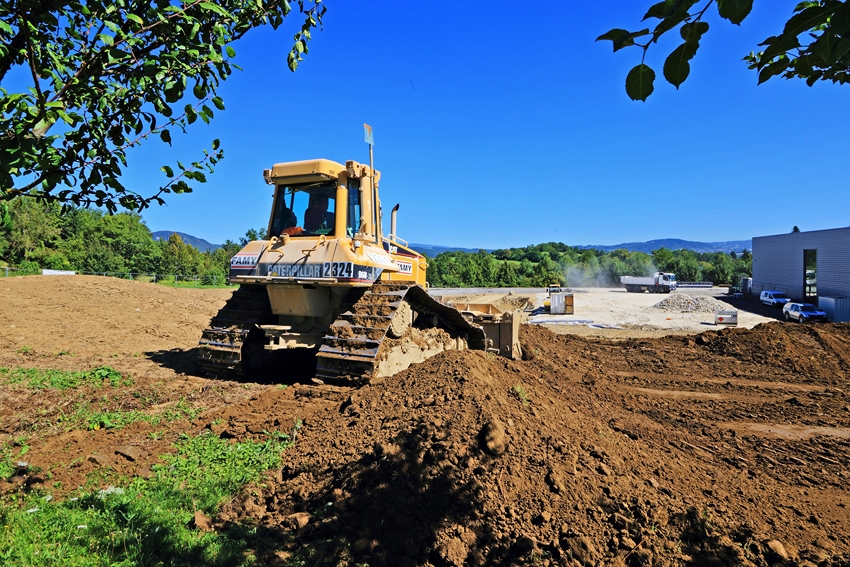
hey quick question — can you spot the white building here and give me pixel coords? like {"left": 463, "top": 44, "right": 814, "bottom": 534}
{"left": 752, "top": 227, "right": 850, "bottom": 322}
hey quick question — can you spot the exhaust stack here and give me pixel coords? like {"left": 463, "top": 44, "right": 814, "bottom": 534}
{"left": 391, "top": 204, "right": 399, "bottom": 239}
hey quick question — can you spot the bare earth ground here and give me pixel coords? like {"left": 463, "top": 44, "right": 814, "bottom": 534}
{"left": 440, "top": 287, "right": 777, "bottom": 340}
{"left": 1, "top": 276, "right": 850, "bottom": 566}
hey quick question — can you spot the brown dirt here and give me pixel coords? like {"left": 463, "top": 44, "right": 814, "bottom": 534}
{"left": 2, "top": 275, "right": 850, "bottom": 567}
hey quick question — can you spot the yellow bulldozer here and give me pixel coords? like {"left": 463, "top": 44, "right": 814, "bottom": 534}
{"left": 198, "top": 157, "right": 521, "bottom": 384}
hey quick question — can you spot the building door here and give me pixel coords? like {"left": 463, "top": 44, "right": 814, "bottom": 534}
{"left": 803, "top": 249, "right": 817, "bottom": 301}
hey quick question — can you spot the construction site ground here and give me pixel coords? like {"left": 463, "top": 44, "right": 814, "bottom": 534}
{"left": 1, "top": 275, "right": 849, "bottom": 567}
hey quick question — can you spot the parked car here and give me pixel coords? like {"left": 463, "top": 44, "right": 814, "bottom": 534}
{"left": 760, "top": 290, "right": 792, "bottom": 307}
{"left": 782, "top": 302, "right": 828, "bottom": 323}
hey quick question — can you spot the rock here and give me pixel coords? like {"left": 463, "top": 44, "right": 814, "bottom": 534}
{"left": 284, "top": 512, "right": 311, "bottom": 530}
{"left": 619, "top": 536, "right": 637, "bottom": 550}
{"left": 478, "top": 419, "right": 509, "bottom": 456}
{"left": 115, "top": 445, "right": 146, "bottom": 462}
{"left": 191, "top": 510, "right": 214, "bottom": 532}
{"left": 546, "top": 467, "right": 566, "bottom": 494}
{"left": 434, "top": 537, "right": 468, "bottom": 566}
{"left": 766, "top": 539, "right": 789, "bottom": 561}
{"left": 561, "top": 535, "right": 598, "bottom": 567}
{"left": 597, "top": 463, "right": 612, "bottom": 476}
{"left": 87, "top": 453, "right": 109, "bottom": 466}
{"left": 511, "top": 536, "right": 536, "bottom": 557}
{"left": 540, "top": 510, "right": 552, "bottom": 524}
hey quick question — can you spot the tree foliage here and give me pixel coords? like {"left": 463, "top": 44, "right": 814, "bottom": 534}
{"left": 0, "top": 197, "right": 255, "bottom": 281}
{"left": 598, "top": 1, "right": 850, "bottom": 101}
{"left": 0, "top": 0, "right": 325, "bottom": 211}
{"left": 426, "top": 243, "right": 751, "bottom": 288}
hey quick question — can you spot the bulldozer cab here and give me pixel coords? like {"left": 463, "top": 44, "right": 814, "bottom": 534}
{"left": 268, "top": 178, "right": 368, "bottom": 240}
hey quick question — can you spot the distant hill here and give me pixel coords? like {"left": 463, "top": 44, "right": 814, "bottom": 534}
{"left": 412, "top": 238, "right": 751, "bottom": 257}
{"left": 575, "top": 238, "right": 752, "bottom": 254}
{"left": 409, "top": 243, "right": 490, "bottom": 257}
{"left": 150, "top": 233, "right": 751, "bottom": 256}
{"left": 151, "top": 231, "right": 220, "bottom": 252}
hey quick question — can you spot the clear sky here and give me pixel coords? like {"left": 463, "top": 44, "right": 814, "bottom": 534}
{"left": 123, "top": 1, "right": 848, "bottom": 249}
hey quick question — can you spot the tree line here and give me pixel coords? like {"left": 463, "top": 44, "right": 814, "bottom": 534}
{"left": 425, "top": 242, "right": 752, "bottom": 288}
{"left": 1, "top": 198, "right": 752, "bottom": 289}
{"left": 0, "top": 198, "right": 258, "bottom": 284}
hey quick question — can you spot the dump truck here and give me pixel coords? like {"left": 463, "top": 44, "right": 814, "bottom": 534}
{"left": 198, "top": 158, "right": 520, "bottom": 385}
{"left": 621, "top": 272, "right": 677, "bottom": 293}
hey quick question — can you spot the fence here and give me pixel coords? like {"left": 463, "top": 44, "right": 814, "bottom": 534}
{"left": 0, "top": 268, "right": 234, "bottom": 288}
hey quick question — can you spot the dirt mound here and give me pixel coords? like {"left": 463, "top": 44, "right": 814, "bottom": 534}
{"left": 217, "top": 323, "right": 850, "bottom": 566}
{"left": 2, "top": 276, "right": 849, "bottom": 566}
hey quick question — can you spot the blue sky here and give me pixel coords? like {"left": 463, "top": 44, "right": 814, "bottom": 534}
{"left": 122, "top": 1, "right": 848, "bottom": 249}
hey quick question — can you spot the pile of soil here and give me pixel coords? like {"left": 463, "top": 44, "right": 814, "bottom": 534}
{"left": 1, "top": 276, "right": 849, "bottom": 566}
{"left": 216, "top": 324, "right": 850, "bottom": 566}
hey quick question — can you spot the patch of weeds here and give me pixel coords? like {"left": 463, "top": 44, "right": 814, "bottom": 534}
{"left": 55, "top": 350, "right": 73, "bottom": 356}
{"left": 0, "top": 439, "right": 30, "bottom": 481}
{"left": 15, "top": 346, "right": 34, "bottom": 355}
{"left": 148, "top": 430, "right": 164, "bottom": 441}
{"left": 58, "top": 402, "right": 158, "bottom": 431}
{"left": 84, "top": 467, "right": 130, "bottom": 490}
{"left": 512, "top": 383, "right": 531, "bottom": 406}
{"left": 2, "top": 366, "right": 132, "bottom": 390}
{"left": 132, "top": 390, "right": 162, "bottom": 407}
{"left": 162, "top": 398, "right": 204, "bottom": 422}
{"left": 0, "top": 431, "right": 292, "bottom": 566}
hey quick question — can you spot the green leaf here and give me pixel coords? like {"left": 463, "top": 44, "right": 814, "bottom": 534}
{"left": 680, "top": 21, "right": 709, "bottom": 44}
{"left": 97, "top": 33, "right": 114, "bottom": 46}
{"left": 225, "top": 45, "right": 236, "bottom": 57}
{"left": 758, "top": 57, "right": 790, "bottom": 84}
{"left": 199, "top": 2, "right": 231, "bottom": 17}
{"left": 717, "top": 0, "right": 754, "bottom": 25}
{"left": 664, "top": 42, "right": 697, "bottom": 88}
{"left": 642, "top": 1, "right": 671, "bottom": 21}
{"left": 212, "top": 96, "right": 225, "bottom": 110}
{"left": 626, "top": 64, "right": 656, "bottom": 101}
{"left": 832, "top": 2, "right": 850, "bottom": 35}
{"left": 160, "top": 129, "right": 171, "bottom": 144}
{"left": 782, "top": 5, "right": 832, "bottom": 38}
{"left": 126, "top": 14, "right": 144, "bottom": 26}
{"left": 596, "top": 28, "right": 651, "bottom": 52}
{"left": 193, "top": 84, "right": 206, "bottom": 99}
{"left": 758, "top": 34, "right": 801, "bottom": 65}
{"left": 161, "top": 165, "right": 174, "bottom": 178}
{"left": 212, "top": 139, "right": 220, "bottom": 150}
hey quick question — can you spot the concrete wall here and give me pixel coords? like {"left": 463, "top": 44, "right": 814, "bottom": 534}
{"left": 752, "top": 227, "right": 850, "bottom": 302}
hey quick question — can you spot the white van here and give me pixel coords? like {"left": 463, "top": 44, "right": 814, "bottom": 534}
{"left": 761, "top": 290, "right": 791, "bottom": 307}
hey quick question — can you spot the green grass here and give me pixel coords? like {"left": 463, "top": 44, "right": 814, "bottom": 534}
{"left": 2, "top": 367, "right": 131, "bottom": 390}
{"left": 0, "top": 430, "right": 293, "bottom": 566}
{"left": 58, "top": 398, "right": 205, "bottom": 431}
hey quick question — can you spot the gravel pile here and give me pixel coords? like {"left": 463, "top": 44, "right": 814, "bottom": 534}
{"left": 652, "top": 293, "right": 733, "bottom": 313}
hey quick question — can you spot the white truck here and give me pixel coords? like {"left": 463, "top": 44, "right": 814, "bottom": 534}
{"left": 621, "top": 272, "right": 677, "bottom": 293}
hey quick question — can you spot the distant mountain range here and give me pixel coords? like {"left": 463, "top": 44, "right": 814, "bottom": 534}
{"left": 413, "top": 238, "right": 752, "bottom": 256}
{"left": 151, "top": 231, "right": 220, "bottom": 252}
{"left": 575, "top": 238, "right": 752, "bottom": 254}
{"left": 151, "top": 232, "right": 752, "bottom": 256}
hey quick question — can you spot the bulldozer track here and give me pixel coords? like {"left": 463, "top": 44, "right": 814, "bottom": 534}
{"left": 315, "top": 282, "right": 485, "bottom": 385}
{"left": 197, "top": 282, "right": 485, "bottom": 384}
{"left": 197, "top": 284, "right": 273, "bottom": 378}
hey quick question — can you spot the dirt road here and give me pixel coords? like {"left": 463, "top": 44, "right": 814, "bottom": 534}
{"left": 1, "top": 275, "right": 849, "bottom": 566}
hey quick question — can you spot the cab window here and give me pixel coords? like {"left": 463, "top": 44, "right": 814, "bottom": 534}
{"left": 269, "top": 182, "right": 336, "bottom": 237}
{"left": 347, "top": 178, "right": 362, "bottom": 237}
